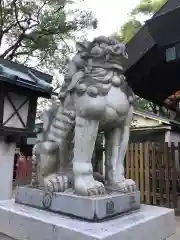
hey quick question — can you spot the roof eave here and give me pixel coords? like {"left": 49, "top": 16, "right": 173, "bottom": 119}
{"left": 0, "top": 74, "right": 52, "bottom": 97}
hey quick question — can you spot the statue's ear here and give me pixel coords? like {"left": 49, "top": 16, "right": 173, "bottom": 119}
{"left": 76, "top": 42, "right": 86, "bottom": 52}
{"left": 76, "top": 41, "right": 90, "bottom": 52}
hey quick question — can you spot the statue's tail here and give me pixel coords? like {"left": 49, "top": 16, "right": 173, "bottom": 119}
{"left": 31, "top": 106, "right": 75, "bottom": 187}
{"left": 47, "top": 106, "right": 75, "bottom": 146}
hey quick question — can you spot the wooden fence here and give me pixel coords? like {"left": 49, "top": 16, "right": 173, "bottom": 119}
{"left": 125, "top": 142, "right": 180, "bottom": 209}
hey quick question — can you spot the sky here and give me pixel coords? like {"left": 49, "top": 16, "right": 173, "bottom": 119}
{"left": 39, "top": 0, "right": 142, "bottom": 111}
{"left": 78, "top": 0, "right": 141, "bottom": 40}
{"left": 53, "top": 0, "right": 142, "bottom": 84}
{"left": 30, "top": 0, "right": 142, "bottom": 74}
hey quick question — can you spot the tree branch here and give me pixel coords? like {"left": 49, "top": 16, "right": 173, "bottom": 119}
{"left": 36, "top": 2, "right": 47, "bottom": 22}
{"left": 3, "top": 20, "right": 26, "bottom": 34}
{"left": 14, "top": 11, "right": 23, "bottom": 30}
{"left": 6, "top": 42, "right": 22, "bottom": 60}
{"left": 0, "top": 32, "right": 25, "bottom": 58}
{"left": 13, "top": 1, "right": 27, "bottom": 31}
{"left": 0, "top": 0, "right": 4, "bottom": 45}
{"left": 0, "top": 0, "right": 4, "bottom": 31}
{"left": 10, "top": 51, "right": 31, "bottom": 57}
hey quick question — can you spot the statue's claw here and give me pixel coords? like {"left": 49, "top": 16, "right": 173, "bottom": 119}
{"left": 87, "top": 181, "right": 106, "bottom": 196}
{"left": 75, "top": 176, "right": 106, "bottom": 196}
{"left": 43, "top": 174, "right": 70, "bottom": 192}
{"left": 112, "top": 179, "right": 137, "bottom": 193}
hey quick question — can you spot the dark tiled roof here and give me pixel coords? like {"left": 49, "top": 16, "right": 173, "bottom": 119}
{"left": 146, "top": 4, "right": 180, "bottom": 47}
{"left": 124, "top": 0, "right": 180, "bottom": 111}
{"left": 124, "top": 25, "right": 155, "bottom": 71}
{"left": 124, "top": 0, "right": 180, "bottom": 71}
{"left": 153, "top": 0, "right": 180, "bottom": 18}
{"left": 0, "top": 58, "right": 53, "bottom": 96}
{"left": 0, "top": 58, "right": 52, "bottom": 83}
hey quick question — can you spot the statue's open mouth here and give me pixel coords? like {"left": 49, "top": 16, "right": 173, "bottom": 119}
{"left": 107, "top": 55, "right": 125, "bottom": 65}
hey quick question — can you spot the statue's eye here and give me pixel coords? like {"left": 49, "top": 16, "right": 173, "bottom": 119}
{"left": 114, "top": 45, "right": 120, "bottom": 51}
{"left": 80, "top": 53, "right": 86, "bottom": 58}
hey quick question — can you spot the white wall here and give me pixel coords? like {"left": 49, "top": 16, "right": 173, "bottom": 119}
{"left": 165, "top": 131, "right": 180, "bottom": 146}
{"left": 3, "top": 92, "right": 29, "bottom": 129}
{"left": 133, "top": 115, "right": 161, "bottom": 128}
{"left": 165, "top": 131, "right": 180, "bottom": 170}
{"left": 169, "top": 131, "right": 180, "bottom": 146}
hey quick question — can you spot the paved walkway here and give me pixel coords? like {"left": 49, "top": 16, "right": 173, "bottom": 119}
{"left": 0, "top": 215, "right": 179, "bottom": 239}
{"left": 168, "top": 216, "right": 180, "bottom": 239}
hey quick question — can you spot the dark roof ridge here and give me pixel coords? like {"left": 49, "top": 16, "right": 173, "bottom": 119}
{"left": 0, "top": 57, "right": 52, "bottom": 83}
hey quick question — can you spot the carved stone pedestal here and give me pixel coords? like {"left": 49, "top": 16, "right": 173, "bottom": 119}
{"left": 0, "top": 199, "right": 176, "bottom": 240}
{"left": 15, "top": 186, "right": 140, "bottom": 221}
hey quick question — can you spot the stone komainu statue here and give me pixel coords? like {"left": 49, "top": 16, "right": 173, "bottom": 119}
{"left": 31, "top": 36, "right": 136, "bottom": 196}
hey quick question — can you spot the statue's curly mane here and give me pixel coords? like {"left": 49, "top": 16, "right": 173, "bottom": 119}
{"left": 58, "top": 36, "right": 135, "bottom": 103}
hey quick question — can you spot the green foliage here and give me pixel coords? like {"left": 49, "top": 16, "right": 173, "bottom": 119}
{"left": 0, "top": 0, "right": 97, "bottom": 119}
{"left": 0, "top": 0, "right": 97, "bottom": 70}
{"left": 131, "top": 0, "right": 166, "bottom": 16}
{"left": 115, "top": 0, "right": 166, "bottom": 44}
{"left": 118, "top": 19, "right": 142, "bottom": 43}
{"left": 134, "top": 97, "right": 170, "bottom": 117}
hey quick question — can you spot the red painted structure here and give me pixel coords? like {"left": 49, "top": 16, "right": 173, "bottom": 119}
{"left": 14, "top": 154, "right": 32, "bottom": 185}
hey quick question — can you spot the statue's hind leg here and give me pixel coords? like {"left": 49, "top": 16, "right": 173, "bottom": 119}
{"left": 73, "top": 116, "right": 106, "bottom": 196}
{"left": 105, "top": 106, "right": 136, "bottom": 192}
{"left": 38, "top": 109, "right": 75, "bottom": 193}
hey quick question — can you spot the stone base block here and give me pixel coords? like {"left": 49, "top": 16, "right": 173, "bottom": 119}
{"left": 0, "top": 200, "right": 176, "bottom": 240}
{"left": 15, "top": 186, "right": 140, "bottom": 221}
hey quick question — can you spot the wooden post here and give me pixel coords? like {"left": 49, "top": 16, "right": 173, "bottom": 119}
{"left": 158, "top": 143, "right": 164, "bottom": 206}
{"left": 130, "top": 143, "right": 134, "bottom": 180}
{"left": 171, "top": 142, "right": 177, "bottom": 208}
{"left": 164, "top": 142, "right": 170, "bottom": 207}
{"left": 144, "top": 142, "right": 150, "bottom": 204}
{"left": 151, "top": 142, "right": 157, "bottom": 205}
{"left": 135, "top": 143, "right": 139, "bottom": 190}
{"left": 139, "top": 143, "right": 144, "bottom": 202}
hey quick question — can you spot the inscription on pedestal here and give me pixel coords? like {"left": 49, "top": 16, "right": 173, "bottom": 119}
{"left": 129, "top": 194, "right": 136, "bottom": 207}
{"left": 15, "top": 186, "right": 140, "bottom": 221}
{"left": 42, "top": 192, "right": 53, "bottom": 209}
{"left": 106, "top": 200, "right": 115, "bottom": 215}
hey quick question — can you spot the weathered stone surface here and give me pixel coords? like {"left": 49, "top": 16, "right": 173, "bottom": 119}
{"left": 0, "top": 234, "right": 15, "bottom": 240}
{"left": 15, "top": 186, "right": 140, "bottom": 221}
{"left": 31, "top": 36, "right": 137, "bottom": 197}
{"left": 0, "top": 200, "right": 176, "bottom": 240}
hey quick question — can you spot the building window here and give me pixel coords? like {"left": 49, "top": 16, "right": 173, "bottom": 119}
{"left": 166, "top": 46, "right": 176, "bottom": 62}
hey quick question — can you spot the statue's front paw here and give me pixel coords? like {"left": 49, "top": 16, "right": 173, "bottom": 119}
{"left": 113, "top": 179, "right": 137, "bottom": 193}
{"left": 43, "top": 174, "right": 70, "bottom": 192}
{"left": 75, "top": 176, "right": 106, "bottom": 196}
